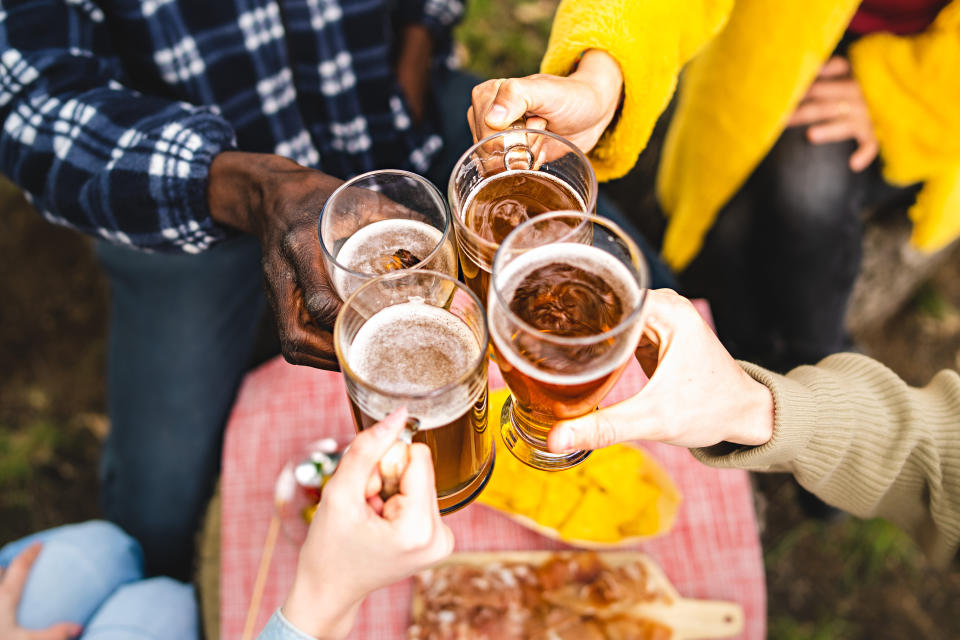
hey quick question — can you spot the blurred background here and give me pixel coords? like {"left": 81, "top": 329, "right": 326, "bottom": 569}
{"left": 2, "top": 0, "right": 960, "bottom": 637}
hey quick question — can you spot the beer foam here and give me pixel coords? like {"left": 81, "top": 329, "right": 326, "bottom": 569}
{"left": 491, "top": 243, "right": 643, "bottom": 386}
{"left": 333, "top": 219, "right": 450, "bottom": 294}
{"left": 347, "top": 302, "right": 481, "bottom": 429}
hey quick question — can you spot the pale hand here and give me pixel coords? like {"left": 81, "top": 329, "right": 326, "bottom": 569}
{"left": 467, "top": 49, "right": 623, "bottom": 153}
{"left": 788, "top": 56, "right": 879, "bottom": 172}
{"left": 0, "top": 544, "right": 84, "bottom": 640}
{"left": 282, "top": 408, "right": 454, "bottom": 640}
{"left": 548, "top": 289, "right": 775, "bottom": 454}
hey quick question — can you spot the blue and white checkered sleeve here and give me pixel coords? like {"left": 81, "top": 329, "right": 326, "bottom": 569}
{"left": 0, "top": 1, "right": 237, "bottom": 253}
{"left": 396, "top": 0, "right": 465, "bottom": 38}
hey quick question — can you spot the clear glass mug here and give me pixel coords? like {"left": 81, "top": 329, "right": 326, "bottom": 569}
{"left": 319, "top": 169, "right": 458, "bottom": 300}
{"left": 333, "top": 270, "right": 494, "bottom": 513}
{"left": 487, "top": 212, "right": 650, "bottom": 471}
{"left": 448, "top": 129, "right": 598, "bottom": 307}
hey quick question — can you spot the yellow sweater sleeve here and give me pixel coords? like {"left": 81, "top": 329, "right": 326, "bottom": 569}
{"left": 850, "top": 0, "right": 960, "bottom": 252}
{"left": 540, "top": 0, "right": 733, "bottom": 182}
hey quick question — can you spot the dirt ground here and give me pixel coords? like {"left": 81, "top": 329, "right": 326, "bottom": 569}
{"left": 0, "top": 181, "right": 107, "bottom": 543}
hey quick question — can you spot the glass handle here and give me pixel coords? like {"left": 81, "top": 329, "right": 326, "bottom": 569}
{"left": 503, "top": 117, "right": 534, "bottom": 171}
{"left": 377, "top": 417, "right": 420, "bottom": 501}
{"left": 400, "top": 416, "right": 420, "bottom": 444}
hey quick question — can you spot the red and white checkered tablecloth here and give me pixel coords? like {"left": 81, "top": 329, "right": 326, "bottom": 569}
{"left": 220, "top": 302, "right": 766, "bottom": 639}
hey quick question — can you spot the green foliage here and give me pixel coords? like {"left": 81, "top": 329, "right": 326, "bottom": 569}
{"left": 0, "top": 420, "right": 64, "bottom": 486}
{"left": 769, "top": 614, "right": 858, "bottom": 640}
{"left": 455, "top": 0, "right": 558, "bottom": 78}
{"left": 835, "top": 518, "right": 918, "bottom": 585}
{"left": 763, "top": 519, "right": 822, "bottom": 565}
{"left": 912, "top": 281, "right": 957, "bottom": 320}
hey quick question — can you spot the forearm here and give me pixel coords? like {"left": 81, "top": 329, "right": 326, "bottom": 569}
{"left": 255, "top": 570, "right": 363, "bottom": 640}
{"left": 540, "top": 0, "right": 733, "bottom": 181}
{"left": 693, "top": 353, "right": 960, "bottom": 565}
{"left": 394, "top": 24, "right": 433, "bottom": 123}
{"left": 0, "top": 4, "right": 236, "bottom": 252}
{"left": 207, "top": 151, "right": 292, "bottom": 235}
{"left": 283, "top": 570, "right": 363, "bottom": 640}
{"left": 567, "top": 49, "right": 624, "bottom": 134}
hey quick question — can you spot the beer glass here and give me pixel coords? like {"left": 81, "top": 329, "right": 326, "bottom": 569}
{"left": 448, "top": 129, "right": 597, "bottom": 306}
{"left": 334, "top": 270, "right": 494, "bottom": 513}
{"left": 488, "top": 212, "right": 650, "bottom": 471}
{"left": 320, "top": 169, "right": 458, "bottom": 300}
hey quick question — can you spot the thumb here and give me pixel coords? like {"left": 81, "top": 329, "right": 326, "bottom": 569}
{"left": 27, "top": 622, "right": 83, "bottom": 640}
{"left": 548, "top": 392, "right": 658, "bottom": 453}
{"left": 485, "top": 77, "right": 563, "bottom": 129}
{"left": 333, "top": 407, "right": 408, "bottom": 492}
{"left": 484, "top": 80, "right": 528, "bottom": 129}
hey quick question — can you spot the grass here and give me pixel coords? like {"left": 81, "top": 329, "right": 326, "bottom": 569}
{"left": 912, "top": 282, "right": 959, "bottom": 321}
{"left": 0, "top": 420, "right": 63, "bottom": 487}
{"left": 455, "top": 0, "right": 556, "bottom": 78}
{"left": 769, "top": 615, "right": 859, "bottom": 640}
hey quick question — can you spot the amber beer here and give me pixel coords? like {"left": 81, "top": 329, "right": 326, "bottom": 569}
{"left": 450, "top": 129, "right": 597, "bottom": 308}
{"left": 458, "top": 170, "right": 584, "bottom": 303}
{"left": 489, "top": 213, "right": 648, "bottom": 472}
{"left": 344, "top": 301, "right": 492, "bottom": 513}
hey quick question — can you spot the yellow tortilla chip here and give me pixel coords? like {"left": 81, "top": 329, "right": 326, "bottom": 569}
{"left": 558, "top": 487, "right": 624, "bottom": 543}
{"left": 478, "top": 389, "right": 681, "bottom": 546}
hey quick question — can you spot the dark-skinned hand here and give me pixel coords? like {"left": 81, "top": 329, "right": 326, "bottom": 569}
{"left": 209, "top": 152, "right": 343, "bottom": 369}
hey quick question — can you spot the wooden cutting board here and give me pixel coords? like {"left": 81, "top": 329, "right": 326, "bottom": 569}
{"left": 412, "top": 551, "right": 744, "bottom": 640}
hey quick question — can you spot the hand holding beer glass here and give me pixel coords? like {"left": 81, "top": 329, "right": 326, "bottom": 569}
{"left": 448, "top": 129, "right": 597, "bottom": 306}
{"left": 488, "top": 212, "right": 649, "bottom": 471}
{"left": 334, "top": 270, "right": 493, "bottom": 514}
{"left": 320, "top": 170, "right": 458, "bottom": 300}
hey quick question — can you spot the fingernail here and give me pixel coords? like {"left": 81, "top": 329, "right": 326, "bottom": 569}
{"left": 487, "top": 104, "right": 507, "bottom": 125}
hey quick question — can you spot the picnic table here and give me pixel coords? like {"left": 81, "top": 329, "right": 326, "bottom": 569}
{"left": 218, "top": 305, "right": 766, "bottom": 639}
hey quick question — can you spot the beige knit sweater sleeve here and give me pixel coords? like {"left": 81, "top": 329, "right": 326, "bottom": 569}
{"left": 692, "top": 353, "right": 960, "bottom": 565}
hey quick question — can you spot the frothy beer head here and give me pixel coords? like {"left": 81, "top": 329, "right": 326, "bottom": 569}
{"left": 492, "top": 243, "right": 643, "bottom": 384}
{"left": 346, "top": 302, "right": 482, "bottom": 429}
{"left": 333, "top": 219, "right": 453, "bottom": 295}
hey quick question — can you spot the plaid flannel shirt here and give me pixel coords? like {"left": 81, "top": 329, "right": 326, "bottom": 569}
{"left": 0, "top": 0, "right": 463, "bottom": 253}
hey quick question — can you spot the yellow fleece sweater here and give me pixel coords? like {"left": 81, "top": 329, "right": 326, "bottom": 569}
{"left": 541, "top": 0, "right": 960, "bottom": 270}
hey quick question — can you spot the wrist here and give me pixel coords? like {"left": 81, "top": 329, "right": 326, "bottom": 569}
{"left": 729, "top": 379, "right": 775, "bottom": 447}
{"left": 283, "top": 574, "right": 363, "bottom": 640}
{"left": 571, "top": 49, "right": 623, "bottom": 123}
{"left": 207, "top": 151, "right": 298, "bottom": 236}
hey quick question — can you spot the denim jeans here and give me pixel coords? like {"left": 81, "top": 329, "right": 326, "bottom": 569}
{"left": 96, "top": 234, "right": 266, "bottom": 580}
{"left": 679, "top": 126, "right": 913, "bottom": 372}
{"left": 0, "top": 521, "right": 197, "bottom": 639}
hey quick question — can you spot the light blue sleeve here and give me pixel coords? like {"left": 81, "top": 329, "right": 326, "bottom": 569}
{"left": 257, "top": 608, "right": 318, "bottom": 640}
